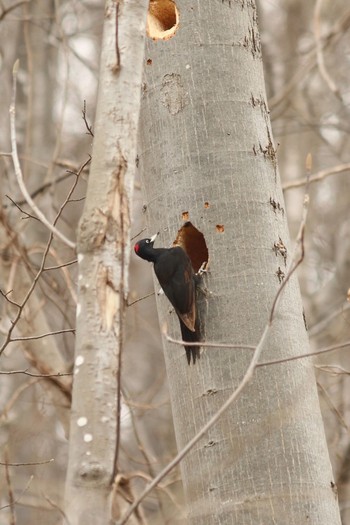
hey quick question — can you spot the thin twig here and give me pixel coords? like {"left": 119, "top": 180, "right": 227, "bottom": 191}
{"left": 0, "top": 474, "right": 34, "bottom": 512}
{"left": 42, "top": 493, "right": 72, "bottom": 525}
{"left": 0, "top": 0, "right": 29, "bottom": 21}
{"left": 43, "top": 246, "right": 78, "bottom": 303}
{"left": 313, "top": 0, "right": 343, "bottom": 101}
{"left": 5, "top": 195, "right": 39, "bottom": 220}
{"left": 0, "top": 369, "right": 72, "bottom": 377}
{"left": 166, "top": 334, "right": 350, "bottom": 366}
{"left": 44, "top": 259, "right": 77, "bottom": 271}
{"left": 4, "top": 170, "right": 81, "bottom": 208}
{"left": 0, "top": 459, "right": 54, "bottom": 467}
{"left": 282, "top": 162, "right": 350, "bottom": 191}
{"left": 317, "top": 381, "right": 349, "bottom": 431}
{"left": 0, "top": 379, "right": 38, "bottom": 419}
{"left": 67, "top": 196, "right": 85, "bottom": 203}
{"left": 165, "top": 332, "right": 255, "bottom": 350}
{"left": 257, "top": 340, "right": 350, "bottom": 368}
{"left": 23, "top": 161, "right": 88, "bottom": 201}
{"left": 82, "top": 100, "right": 94, "bottom": 136}
{"left": 315, "top": 364, "right": 350, "bottom": 376}
{"left": 308, "top": 302, "right": 350, "bottom": 338}
{"left": 4, "top": 449, "right": 16, "bottom": 525}
{"left": 131, "top": 227, "right": 146, "bottom": 241}
{"left": 127, "top": 291, "right": 155, "bottom": 307}
{"left": 0, "top": 288, "right": 20, "bottom": 308}
{"left": 10, "top": 60, "right": 76, "bottom": 249}
{"left": 123, "top": 386, "right": 168, "bottom": 521}
{"left": 9, "top": 328, "right": 75, "bottom": 342}
{"left": 129, "top": 471, "right": 184, "bottom": 515}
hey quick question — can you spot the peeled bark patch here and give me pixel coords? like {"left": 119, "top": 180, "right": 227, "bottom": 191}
{"left": 161, "top": 73, "right": 187, "bottom": 115}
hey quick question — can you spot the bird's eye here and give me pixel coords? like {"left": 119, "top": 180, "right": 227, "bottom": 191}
{"left": 145, "top": 239, "right": 150, "bottom": 244}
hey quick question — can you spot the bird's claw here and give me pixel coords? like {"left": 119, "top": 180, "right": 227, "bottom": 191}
{"left": 196, "top": 261, "right": 208, "bottom": 276}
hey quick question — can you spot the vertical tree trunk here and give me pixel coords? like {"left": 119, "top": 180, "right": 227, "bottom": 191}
{"left": 64, "top": 1, "right": 148, "bottom": 523}
{"left": 138, "top": 1, "right": 341, "bottom": 523}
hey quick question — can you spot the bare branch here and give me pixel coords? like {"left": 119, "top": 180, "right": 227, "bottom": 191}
{"left": 131, "top": 227, "right": 146, "bottom": 241}
{"left": 3, "top": 449, "right": 15, "bottom": 525}
{"left": 0, "top": 369, "right": 72, "bottom": 377}
{"left": 315, "top": 364, "right": 350, "bottom": 375}
{"left": 10, "top": 328, "right": 75, "bottom": 342}
{"left": 0, "top": 474, "right": 34, "bottom": 512}
{"left": 0, "top": 459, "right": 54, "bottom": 467}
{"left": 257, "top": 340, "right": 350, "bottom": 368}
{"left": 43, "top": 259, "right": 77, "bottom": 271}
{"left": 0, "top": 0, "right": 29, "bottom": 21}
{"left": 42, "top": 493, "right": 72, "bottom": 525}
{"left": 9, "top": 60, "right": 76, "bottom": 250}
{"left": 0, "top": 288, "right": 21, "bottom": 308}
{"left": 282, "top": 162, "right": 350, "bottom": 191}
{"left": 165, "top": 331, "right": 255, "bottom": 350}
{"left": 82, "top": 100, "right": 94, "bottom": 137}
{"left": 127, "top": 291, "right": 155, "bottom": 307}
{"left": 0, "top": 379, "right": 39, "bottom": 419}
{"left": 317, "top": 382, "right": 348, "bottom": 431}
{"left": 313, "top": 0, "right": 344, "bottom": 102}
{"left": 5, "top": 194, "right": 39, "bottom": 220}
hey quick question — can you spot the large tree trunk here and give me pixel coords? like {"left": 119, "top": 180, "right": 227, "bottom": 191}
{"left": 64, "top": 1, "right": 148, "bottom": 523}
{"left": 137, "top": 1, "right": 341, "bottom": 523}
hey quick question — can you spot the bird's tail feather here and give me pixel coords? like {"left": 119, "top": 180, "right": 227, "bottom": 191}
{"left": 180, "top": 320, "right": 200, "bottom": 365}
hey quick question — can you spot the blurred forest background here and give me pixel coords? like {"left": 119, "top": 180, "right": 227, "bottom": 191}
{"left": 0, "top": 0, "right": 350, "bottom": 523}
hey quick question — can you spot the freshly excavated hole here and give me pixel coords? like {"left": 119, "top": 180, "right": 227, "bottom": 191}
{"left": 173, "top": 221, "right": 209, "bottom": 273}
{"left": 147, "top": 0, "right": 179, "bottom": 41}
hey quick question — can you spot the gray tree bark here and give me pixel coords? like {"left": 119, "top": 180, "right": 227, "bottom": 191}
{"left": 64, "top": 1, "right": 148, "bottom": 523}
{"left": 137, "top": 1, "right": 341, "bottom": 524}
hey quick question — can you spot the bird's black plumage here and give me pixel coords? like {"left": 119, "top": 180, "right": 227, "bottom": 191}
{"left": 134, "top": 235, "right": 200, "bottom": 364}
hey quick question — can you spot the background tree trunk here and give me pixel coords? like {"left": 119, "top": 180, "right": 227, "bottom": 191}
{"left": 138, "top": 1, "right": 341, "bottom": 523}
{"left": 64, "top": 1, "right": 148, "bottom": 523}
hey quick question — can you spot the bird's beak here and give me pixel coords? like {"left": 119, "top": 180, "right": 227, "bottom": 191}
{"left": 150, "top": 232, "right": 159, "bottom": 243}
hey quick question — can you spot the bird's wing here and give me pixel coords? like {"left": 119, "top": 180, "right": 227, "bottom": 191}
{"left": 155, "top": 248, "right": 196, "bottom": 332}
{"left": 174, "top": 266, "right": 196, "bottom": 332}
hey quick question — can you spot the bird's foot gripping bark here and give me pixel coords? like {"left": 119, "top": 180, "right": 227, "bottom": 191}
{"left": 194, "top": 262, "right": 209, "bottom": 297}
{"left": 196, "top": 261, "right": 208, "bottom": 276}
